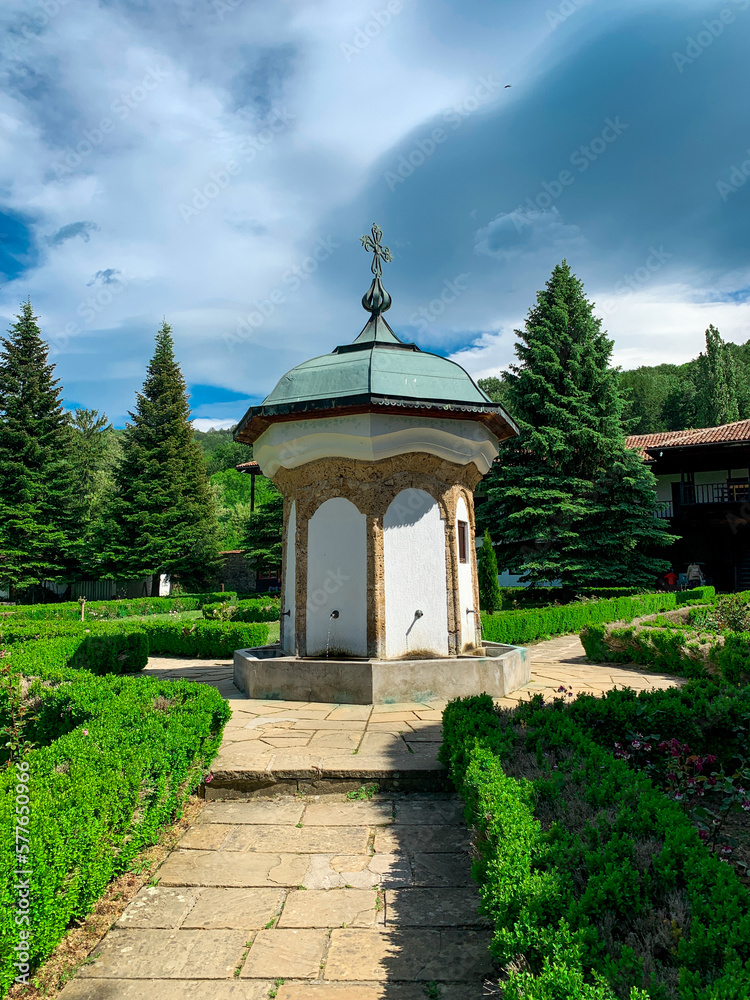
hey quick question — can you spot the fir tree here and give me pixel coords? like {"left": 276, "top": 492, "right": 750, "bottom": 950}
{"left": 696, "top": 325, "right": 740, "bottom": 427}
{"left": 107, "top": 322, "right": 221, "bottom": 590}
{"left": 0, "top": 300, "right": 81, "bottom": 594}
{"left": 477, "top": 530, "right": 503, "bottom": 612}
{"left": 478, "top": 262, "right": 673, "bottom": 589}
{"left": 242, "top": 481, "right": 284, "bottom": 574}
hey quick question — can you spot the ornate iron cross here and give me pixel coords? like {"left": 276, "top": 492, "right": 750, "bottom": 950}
{"left": 360, "top": 224, "right": 393, "bottom": 278}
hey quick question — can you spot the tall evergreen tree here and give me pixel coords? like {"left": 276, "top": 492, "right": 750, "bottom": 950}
{"left": 106, "top": 322, "right": 221, "bottom": 590}
{"left": 696, "top": 325, "right": 740, "bottom": 427}
{"left": 478, "top": 262, "right": 673, "bottom": 589}
{"left": 477, "top": 530, "right": 503, "bottom": 612}
{"left": 242, "top": 481, "right": 284, "bottom": 574}
{"left": 0, "top": 300, "right": 81, "bottom": 594}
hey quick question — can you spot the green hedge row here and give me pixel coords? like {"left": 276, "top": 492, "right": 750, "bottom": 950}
{"left": 202, "top": 597, "right": 280, "bottom": 623}
{"left": 8, "top": 596, "right": 202, "bottom": 621}
{"left": 0, "top": 618, "right": 269, "bottom": 659}
{"left": 138, "top": 619, "right": 269, "bottom": 657}
{"left": 481, "top": 593, "right": 673, "bottom": 646}
{"left": 581, "top": 621, "right": 750, "bottom": 686}
{"left": 1, "top": 631, "right": 148, "bottom": 675}
{"left": 171, "top": 591, "right": 236, "bottom": 606}
{"left": 481, "top": 588, "right": 715, "bottom": 646}
{"left": 0, "top": 664, "right": 230, "bottom": 996}
{"left": 440, "top": 694, "right": 750, "bottom": 998}
{"left": 498, "top": 586, "right": 648, "bottom": 607}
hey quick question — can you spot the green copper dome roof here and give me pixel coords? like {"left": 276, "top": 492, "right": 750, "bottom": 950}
{"left": 235, "top": 225, "right": 517, "bottom": 444}
{"left": 261, "top": 315, "right": 493, "bottom": 409}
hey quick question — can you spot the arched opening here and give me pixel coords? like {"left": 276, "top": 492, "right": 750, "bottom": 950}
{"left": 455, "top": 494, "right": 477, "bottom": 651}
{"left": 305, "top": 497, "right": 367, "bottom": 657}
{"left": 383, "top": 488, "right": 450, "bottom": 659}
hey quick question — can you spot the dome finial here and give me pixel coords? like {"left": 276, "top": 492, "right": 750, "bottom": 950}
{"left": 360, "top": 223, "right": 393, "bottom": 315}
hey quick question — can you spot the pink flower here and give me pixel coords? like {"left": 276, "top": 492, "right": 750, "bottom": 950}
{"left": 721, "top": 845, "right": 733, "bottom": 856}
{"left": 205, "top": 772, "right": 213, "bottom": 783}
{"left": 741, "top": 800, "right": 750, "bottom": 812}
{"left": 699, "top": 830, "right": 709, "bottom": 841}
{"left": 82, "top": 729, "right": 88, "bottom": 736}
{"left": 632, "top": 741, "right": 641, "bottom": 749}
{"left": 705, "top": 755, "right": 717, "bottom": 764}
{"left": 707, "top": 776, "right": 717, "bottom": 786}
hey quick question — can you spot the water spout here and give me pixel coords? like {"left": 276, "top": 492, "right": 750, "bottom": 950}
{"left": 414, "top": 609, "right": 423, "bottom": 619}
{"left": 330, "top": 610, "right": 339, "bottom": 619}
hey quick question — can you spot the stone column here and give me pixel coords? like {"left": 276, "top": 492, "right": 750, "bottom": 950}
{"left": 366, "top": 513, "right": 385, "bottom": 658}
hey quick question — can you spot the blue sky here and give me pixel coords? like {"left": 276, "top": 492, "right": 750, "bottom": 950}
{"left": 1, "top": 0, "right": 749, "bottom": 428}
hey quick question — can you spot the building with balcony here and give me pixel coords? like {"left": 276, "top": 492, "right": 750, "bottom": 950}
{"left": 627, "top": 420, "right": 750, "bottom": 591}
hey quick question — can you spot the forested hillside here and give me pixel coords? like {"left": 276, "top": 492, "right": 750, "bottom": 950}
{"left": 480, "top": 325, "right": 750, "bottom": 435}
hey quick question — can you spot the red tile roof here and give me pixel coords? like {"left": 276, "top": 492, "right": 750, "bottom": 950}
{"left": 626, "top": 420, "right": 750, "bottom": 458}
{"left": 236, "top": 460, "right": 260, "bottom": 472}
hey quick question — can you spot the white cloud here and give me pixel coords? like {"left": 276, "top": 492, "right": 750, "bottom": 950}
{"left": 191, "top": 417, "right": 237, "bottom": 432}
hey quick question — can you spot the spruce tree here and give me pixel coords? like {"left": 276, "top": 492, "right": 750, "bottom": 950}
{"left": 478, "top": 261, "right": 673, "bottom": 589}
{"left": 477, "top": 530, "right": 503, "bottom": 612}
{"left": 0, "top": 300, "right": 81, "bottom": 594}
{"left": 696, "top": 325, "right": 740, "bottom": 427}
{"left": 242, "top": 481, "right": 284, "bottom": 574}
{"left": 107, "top": 322, "right": 221, "bottom": 590}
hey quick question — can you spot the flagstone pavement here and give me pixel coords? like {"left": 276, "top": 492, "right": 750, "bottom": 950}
{"left": 57, "top": 636, "right": 684, "bottom": 999}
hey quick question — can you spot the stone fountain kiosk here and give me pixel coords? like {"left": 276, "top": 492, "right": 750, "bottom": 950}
{"left": 232, "top": 225, "right": 530, "bottom": 704}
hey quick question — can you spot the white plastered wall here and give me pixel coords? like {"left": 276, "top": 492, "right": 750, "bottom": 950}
{"left": 455, "top": 495, "right": 477, "bottom": 650}
{"left": 306, "top": 498, "right": 367, "bottom": 657}
{"left": 383, "top": 489, "right": 450, "bottom": 659}
{"left": 283, "top": 500, "right": 296, "bottom": 654}
{"left": 254, "top": 412, "right": 500, "bottom": 477}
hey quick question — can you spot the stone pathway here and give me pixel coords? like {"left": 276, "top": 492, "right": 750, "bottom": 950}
{"left": 57, "top": 638, "right": 683, "bottom": 999}
{"left": 61, "top": 792, "right": 488, "bottom": 999}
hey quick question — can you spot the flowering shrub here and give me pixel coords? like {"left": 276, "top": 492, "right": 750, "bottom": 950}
{"left": 689, "top": 592, "right": 750, "bottom": 633}
{"left": 614, "top": 731, "right": 750, "bottom": 870}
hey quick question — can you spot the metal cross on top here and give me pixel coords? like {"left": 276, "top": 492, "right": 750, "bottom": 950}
{"left": 360, "top": 223, "right": 393, "bottom": 278}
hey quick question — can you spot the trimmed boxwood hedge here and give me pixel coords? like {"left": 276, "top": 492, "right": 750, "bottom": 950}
{"left": 481, "top": 589, "right": 714, "bottom": 647}
{"left": 9, "top": 596, "right": 201, "bottom": 621}
{"left": 202, "top": 597, "right": 280, "bottom": 623}
{"left": 581, "top": 621, "right": 750, "bottom": 686}
{"left": 0, "top": 662, "right": 230, "bottom": 997}
{"left": 0, "top": 618, "right": 269, "bottom": 659}
{"left": 137, "top": 619, "right": 269, "bottom": 657}
{"left": 172, "top": 591, "right": 236, "bottom": 606}
{"left": 440, "top": 694, "right": 750, "bottom": 998}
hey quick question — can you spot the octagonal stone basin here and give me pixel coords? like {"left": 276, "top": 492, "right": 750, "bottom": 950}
{"left": 233, "top": 642, "right": 529, "bottom": 706}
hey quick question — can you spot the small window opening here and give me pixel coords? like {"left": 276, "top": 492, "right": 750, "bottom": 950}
{"left": 457, "top": 520, "right": 469, "bottom": 563}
